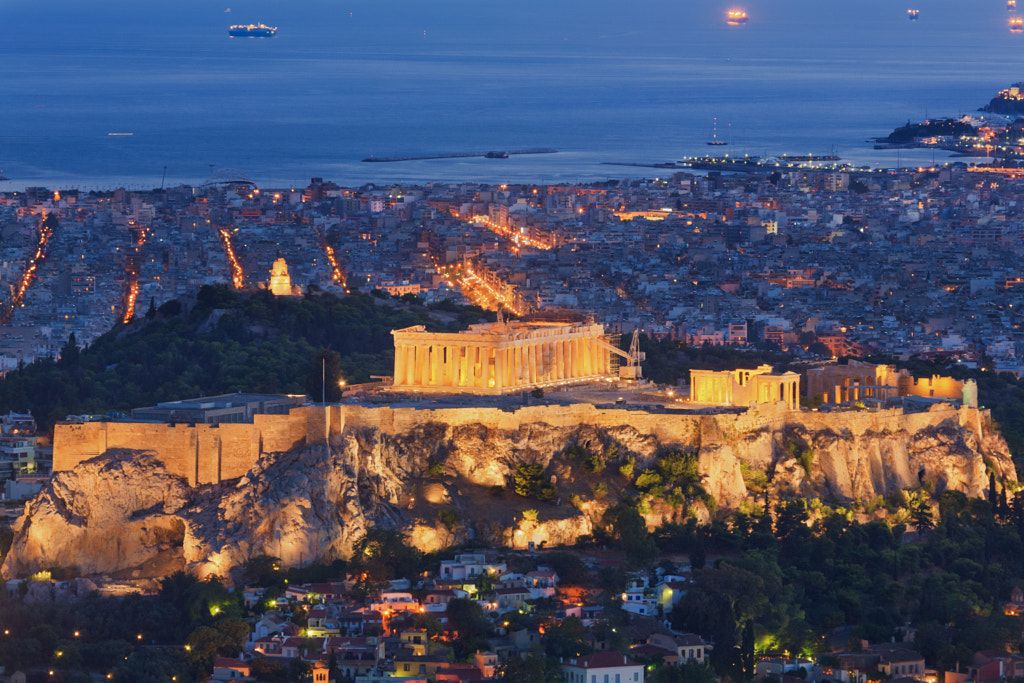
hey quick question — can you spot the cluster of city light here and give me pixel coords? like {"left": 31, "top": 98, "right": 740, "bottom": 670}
{"left": 1, "top": 214, "right": 54, "bottom": 325}
{"left": 218, "top": 227, "right": 245, "bottom": 289}
{"left": 431, "top": 255, "right": 527, "bottom": 316}
{"left": 467, "top": 214, "right": 552, "bottom": 251}
{"left": 122, "top": 275, "right": 139, "bottom": 324}
{"left": 433, "top": 262, "right": 492, "bottom": 311}
{"left": 462, "top": 266, "right": 528, "bottom": 316}
{"left": 312, "top": 227, "right": 348, "bottom": 291}
{"left": 121, "top": 226, "right": 148, "bottom": 324}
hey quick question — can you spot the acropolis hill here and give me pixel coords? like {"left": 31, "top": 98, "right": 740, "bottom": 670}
{"left": 8, "top": 372, "right": 1014, "bottom": 580}
{"left": 7, "top": 314, "right": 1009, "bottom": 581}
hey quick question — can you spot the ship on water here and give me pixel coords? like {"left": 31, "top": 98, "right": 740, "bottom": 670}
{"left": 907, "top": 9, "right": 919, "bottom": 20}
{"left": 229, "top": 23, "right": 277, "bottom": 37}
{"left": 726, "top": 10, "right": 748, "bottom": 25}
{"left": 1011, "top": 16, "right": 1023, "bottom": 31}
{"left": 707, "top": 118, "right": 728, "bottom": 146}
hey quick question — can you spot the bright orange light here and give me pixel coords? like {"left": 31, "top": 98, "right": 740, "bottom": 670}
{"left": 218, "top": 228, "right": 245, "bottom": 288}
{"left": 2, "top": 213, "right": 54, "bottom": 325}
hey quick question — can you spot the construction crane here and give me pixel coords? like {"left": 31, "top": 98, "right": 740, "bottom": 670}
{"left": 594, "top": 328, "right": 646, "bottom": 380}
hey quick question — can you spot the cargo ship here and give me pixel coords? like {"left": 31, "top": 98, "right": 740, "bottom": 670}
{"left": 726, "top": 10, "right": 748, "bottom": 25}
{"left": 907, "top": 9, "right": 919, "bottom": 20}
{"left": 229, "top": 23, "right": 277, "bottom": 37}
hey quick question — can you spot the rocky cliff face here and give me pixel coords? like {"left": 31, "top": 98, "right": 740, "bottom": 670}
{"left": 2, "top": 408, "right": 1015, "bottom": 581}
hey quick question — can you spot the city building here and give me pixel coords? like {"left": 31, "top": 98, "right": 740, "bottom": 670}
{"left": 130, "top": 392, "right": 308, "bottom": 425}
{"left": 561, "top": 652, "right": 645, "bottom": 683}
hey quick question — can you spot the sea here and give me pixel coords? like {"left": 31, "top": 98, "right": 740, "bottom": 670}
{"left": 2, "top": 0, "right": 1023, "bottom": 191}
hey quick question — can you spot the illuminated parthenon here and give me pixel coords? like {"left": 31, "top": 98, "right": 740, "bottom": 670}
{"left": 391, "top": 320, "right": 619, "bottom": 394}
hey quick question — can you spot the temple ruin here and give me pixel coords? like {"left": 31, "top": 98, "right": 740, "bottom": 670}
{"left": 806, "top": 360, "right": 977, "bottom": 407}
{"left": 689, "top": 365, "right": 801, "bottom": 410}
{"left": 391, "top": 320, "right": 626, "bottom": 394}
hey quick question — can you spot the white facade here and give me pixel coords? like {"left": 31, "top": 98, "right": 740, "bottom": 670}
{"left": 562, "top": 653, "right": 645, "bottom": 683}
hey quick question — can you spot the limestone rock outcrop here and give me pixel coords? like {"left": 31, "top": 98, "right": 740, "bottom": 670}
{"left": 2, "top": 406, "right": 1015, "bottom": 581}
{"left": 2, "top": 451, "right": 190, "bottom": 578}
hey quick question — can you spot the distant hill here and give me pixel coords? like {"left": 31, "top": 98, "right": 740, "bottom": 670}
{"left": 981, "top": 83, "right": 1024, "bottom": 115}
{"left": 0, "top": 286, "right": 494, "bottom": 432}
{"left": 877, "top": 117, "right": 976, "bottom": 144}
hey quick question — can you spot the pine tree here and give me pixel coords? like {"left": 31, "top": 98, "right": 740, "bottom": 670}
{"left": 690, "top": 531, "right": 707, "bottom": 571}
{"left": 740, "top": 620, "right": 756, "bottom": 680}
{"left": 59, "top": 332, "right": 80, "bottom": 366}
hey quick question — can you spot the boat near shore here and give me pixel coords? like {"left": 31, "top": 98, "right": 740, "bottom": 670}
{"left": 362, "top": 148, "right": 556, "bottom": 163}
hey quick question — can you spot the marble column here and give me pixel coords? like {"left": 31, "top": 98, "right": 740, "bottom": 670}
{"left": 458, "top": 346, "right": 470, "bottom": 387}
{"left": 473, "top": 346, "right": 484, "bottom": 388}
{"left": 395, "top": 345, "right": 408, "bottom": 385}
{"left": 429, "top": 346, "right": 441, "bottom": 386}
{"left": 444, "top": 346, "right": 457, "bottom": 387}
{"left": 494, "top": 346, "right": 504, "bottom": 391}
{"left": 478, "top": 348, "right": 489, "bottom": 388}
{"left": 528, "top": 344, "right": 538, "bottom": 384}
{"left": 566, "top": 339, "right": 575, "bottom": 379}
{"left": 414, "top": 345, "right": 427, "bottom": 386}
{"left": 464, "top": 346, "right": 476, "bottom": 388}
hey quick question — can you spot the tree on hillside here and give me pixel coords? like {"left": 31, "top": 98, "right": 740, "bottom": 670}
{"left": 59, "top": 332, "right": 80, "bottom": 366}
{"left": 498, "top": 651, "right": 562, "bottom": 682}
{"left": 602, "top": 503, "right": 658, "bottom": 567}
{"left": 911, "top": 499, "right": 935, "bottom": 533}
{"left": 445, "top": 598, "right": 491, "bottom": 656}
{"left": 650, "top": 661, "right": 717, "bottom": 683}
{"left": 740, "top": 619, "right": 755, "bottom": 680}
{"left": 350, "top": 528, "right": 421, "bottom": 586}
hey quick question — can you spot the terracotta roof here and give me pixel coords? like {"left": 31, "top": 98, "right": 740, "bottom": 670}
{"left": 675, "top": 633, "right": 707, "bottom": 646}
{"left": 213, "top": 657, "right": 250, "bottom": 670}
{"left": 880, "top": 650, "right": 925, "bottom": 664}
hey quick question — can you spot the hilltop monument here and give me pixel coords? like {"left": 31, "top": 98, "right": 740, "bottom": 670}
{"left": 391, "top": 318, "right": 636, "bottom": 394}
{"left": 269, "top": 257, "right": 296, "bottom": 296}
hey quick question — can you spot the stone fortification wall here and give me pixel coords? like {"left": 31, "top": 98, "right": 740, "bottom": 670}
{"left": 785, "top": 404, "right": 982, "bottom": 437}
{"left": 52, "top": 402, "right": 993, "bottom": 488}
{"left": 333, "top": 403, "right": 703, "bottom": 445}
{"left": 53, "top": 415, "right": 307, "bottom": 486}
